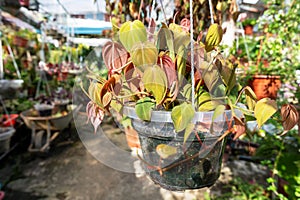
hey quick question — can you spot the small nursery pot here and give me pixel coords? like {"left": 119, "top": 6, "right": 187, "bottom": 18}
{"left": 0, "top": 127, "right": 15, "bottom": 153}
{"left": 123, "top": 106, "right": 230, "bottom": 191}
{"left": 34, "top": 104, "right": 54, "bottom": 117}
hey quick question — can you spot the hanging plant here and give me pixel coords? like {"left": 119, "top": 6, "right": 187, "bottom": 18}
{"left": 81, "top": 18, "right": 298, "bottom": 191}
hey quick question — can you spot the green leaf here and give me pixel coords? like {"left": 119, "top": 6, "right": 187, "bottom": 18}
{"left": 131, "top": 41, "right": 158, "bottom": 71}
{"left": 182, "top": 84, "right": 192, "bottom": 100}
{"left": 157, "top": 23, "right": 175, "bottom": 61}
{"left": 184, "top": 123, "right": 195, "bottom": 144}
{"left": 121, "top": 116, "right": 132, "bottom": 128}
{"left": 198, "top": 91, "right": 220, "bottom": 111}
{"left": 205, "top": 24, "right": 223, "bottom": 52}
{"left": 135, "top": 97, "right": 155, "bottom": 121}
{"left": 119, "top": 20, "right": 147, "bottom": 51}
{"left": 156, "top": 144, "right": 177, "bottom": 159}
{"left": 254, "top": 98, "right": 277, "bottom": 128}
{"left": 244, "top": 86, "right": 257, "bottom": 111}
{"left": 212, "top": 105, "right": 226, "bottom": 121}
{"left": 176, "top": 45, "right": 187, "bottom": 87}
{"left": 171, "top": 102, "right": 195, "bottom": 132}
{"left": 142, "top": 65, "right": 167, "bottom": 105}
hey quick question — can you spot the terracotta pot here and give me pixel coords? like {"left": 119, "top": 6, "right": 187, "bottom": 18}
{"left": 244, "top": 25, "right": 253, "bottom": 35}
{"left": 249, "top": 75, "right": 281, "bottom": 100}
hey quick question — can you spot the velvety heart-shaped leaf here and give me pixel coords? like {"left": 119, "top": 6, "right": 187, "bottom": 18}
{"left": 233, "top": 116, "right": 246, "bottom": 140}
{"left": 176, "top": 45, "right": 187, "bottom": 87}
{"left": 131, "top": 41, "right": 158, "bottom": 71}
{"left": 180, "top": 18, "right": 191, "bottom": 32}
{"left": 119, "top": 20, "right": 147, "bottom": 51}
{"left": 88, "top": 81, "right": 104, "bottom": 108}
{"left": 158, "top": 54, "right": 177, "bottom": 87}
{"left": 244, "top": 86, "right": 257, "bottom": 111}
{"left": 86, "top": 101, "right": 105, "bottom": 133}
{"left": 148, "top": 18, "right": 156, "bottom": 41}
{"left": 281, "top": 104, "right": 299, "bottom": 132}
{"left": 142, "top": 65, "right": 168, "bottom": 105}
{"left": 171, "top": 102, "right": 195, "bottom": 132}
{"left": 212, "top": 104, "right": 226, "bottom": 121}
{"left": 102, "top": 41, "right": 128, "bottom": 74}
{"left": 254, "top": 98, "right": 277, "bottom": 128}
{"left": 157, "top": 23, "right": 175, "bottom": 61}
{"left": 170, "top": 23, "right": 190, "bottom": 53}
{"left": 198, "top": 91, "right": 220, "bottom": 111}
{"left": 182, "top": 84, "right": 192, "bottom": 101}
{"left": 124, "top": 63, "right": 144, "bottom": 92}
{"left": 205, "top": 23, "right": 223, "bottom": 52}
{"left": 184, "top": 123, "right": 195, "bottom": 144}
{"left": 135, "top": 97, "right": 155, "bottom": 121}
{"left": 156, "top": 144, "right": 177, "bottom": 159}
{"left": 217, "top": 58, "right": 236, "bottom": 93}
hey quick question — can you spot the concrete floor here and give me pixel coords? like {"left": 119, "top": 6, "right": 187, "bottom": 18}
{"left": 0, "top": 114, "right": 268, "bottom": 200}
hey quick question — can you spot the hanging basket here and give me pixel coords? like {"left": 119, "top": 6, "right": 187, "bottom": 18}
{"left": 0, "top": 79, "right": 24, "bottom": 99}
{"left": 123, "top": 106, "right": 230, "bottom": 191}
{"left": 248, "top": 75, "right": 281, "bottom": 100}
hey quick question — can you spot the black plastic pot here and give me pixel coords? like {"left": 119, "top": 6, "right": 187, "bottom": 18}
{"left": 34, "top": 104, "right": 54, "bottom": 117}
{"left": 123, "top": 106, "right": 230, "bottom": 191}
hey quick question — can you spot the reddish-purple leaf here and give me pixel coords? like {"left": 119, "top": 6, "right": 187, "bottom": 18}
{"left": 124, "top": 63, "right": 144, "bottom": 92}
{"left": 86, "top": 101, "right": 105, "bottom": 133}
{"left": 281, "top": 104, "right": 299, "bottom": 132}
{"left": 102, "top": 41, "right": 128, "bottom": 74}
{"left": 158, "top": 55, "right": 177, "bottom": 87}
{"left": 180, "top": 18, "right": 190, "bottom": 32}
{"left": 233, "top": 116, "right": 246, "bottom": 140}
{"left": 148, "top": 18, "right": 156, "bottom": 41}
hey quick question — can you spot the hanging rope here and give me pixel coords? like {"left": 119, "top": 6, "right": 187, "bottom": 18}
{"left": 189, "top": 0, "right": 195, "bottom": 108}
{"left": 208, "top": 0, "right": 215, "bottom": 24}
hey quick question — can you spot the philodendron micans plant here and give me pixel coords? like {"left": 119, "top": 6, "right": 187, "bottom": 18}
{"left": 82, "top": 19, "right": 298, "bottom": 149}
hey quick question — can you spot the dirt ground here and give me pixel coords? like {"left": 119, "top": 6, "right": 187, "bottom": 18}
{"left": 0, "top": 114, "right": 269, "bottom": 200}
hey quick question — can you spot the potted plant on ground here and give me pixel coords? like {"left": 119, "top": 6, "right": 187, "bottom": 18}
{"left": 81, "top": 18, "right": 298, "bottom": 191}
{"left": 241, "top": 18, "right": 256, "bottom": 35}
{"left": 239, "top": 0, "right": 299, "bottom": 100}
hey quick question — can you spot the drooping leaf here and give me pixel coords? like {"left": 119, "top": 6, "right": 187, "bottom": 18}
{"left": 176, "top": 45, "right": 187, "bottom": 87}
{"left": 210, "top": 104, "right": 226, "bottom": 133}
{"left": 182, "top": 84, "right": 192, "bottom": 100}
{"left": 158, "top": 54, "right": 177, "bottom": 87}
{"left": 156, "top": 144, "right": 177, "bottom": 159}
{"left": 169, "top": 23, "right": 190, "bottom": 52}
{"left": 184, "top": 123, "right": 195, "bottom": 144}
{"left": 212, "top": 105, "right": 226, "bottom": 121}
{"left": 254, "top": 98, "right": 277, "bottom": 128}
{"left": 157, "top": 23, "right": 175, "bottom": 61}
{"left": 281, "top": 104, "right": 299, "bottom": 132}
{"left": 205, "top": 23, "right": 223, "bottom": 52}
{"left": 119, "top": 20, "right": 147, "bottom": 51}
{"left": 131, "top": 41, "right": 158, "bottom": 71}
{"left": 86, "top": 101, "right": 105, "bottom": 133}
{"left": 142, "top": 65, "right": 168, "bottom": 105}
{"left": 233, "top": 116, "right": 246, "bottom": 140}
{"left": 88, "top": 81, "right": 104, "bottom": 108}
{"left": 198, "top": 91, "right": 220, "bottom": 111}
{"left": 244, "top": 86, "right": 257, "bottom": 111}
{"left": 135, "top": 97, "right": 155, "bottom": 121}
{"left": 171, "top": 102, "right": 195, "bottom": 132}
{"left": 124, "top": 63, "right": 144, "bottom": 92}
{"left": 102, "top": 41, "right": 128, "bottom": 74}
{"left": 216, "top": 58, "right": 237, "bottom": 93}
{"left": 147, "top": 18, "right": 156, "bottom": 41}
